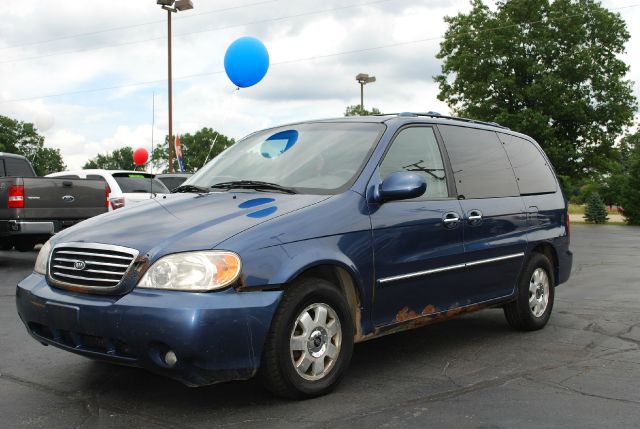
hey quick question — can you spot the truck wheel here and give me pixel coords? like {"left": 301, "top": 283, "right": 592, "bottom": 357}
{"left": 504, "top": 253, "right": 555, "bottom": 331}
{"left": 260, "top": 277, "right": 354, "bottom": 399}
{"left": 14, "top": 239, "right": 36, "bottom": 252}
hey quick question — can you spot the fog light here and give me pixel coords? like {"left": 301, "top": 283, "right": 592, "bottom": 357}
{"left": 164, "top": 350, "right": 178, "bottom": 367}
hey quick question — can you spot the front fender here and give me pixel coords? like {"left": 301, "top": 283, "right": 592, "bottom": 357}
{"left": 237, "top": 232, "right": 375, "bottom": 334}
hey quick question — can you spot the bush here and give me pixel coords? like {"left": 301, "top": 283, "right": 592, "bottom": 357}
{"left": 584, "top": 193, "right": 608, "bottom": 224}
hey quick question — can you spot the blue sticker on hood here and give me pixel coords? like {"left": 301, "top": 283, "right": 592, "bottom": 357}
{"left": 238, "top": 197, "right": 275, "bottom": 209}
{"left": 261, "top": 129, "right": 298, "bottom": 158}
{"left": 247, "top": 206, "right": 278, "bottom": 218}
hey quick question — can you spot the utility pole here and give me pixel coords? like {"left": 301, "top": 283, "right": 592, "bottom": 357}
{"left": 167, "top": 8, "right": 173, "bottom": 172}
{"left": 355, "top": 73, "right": 376, "bottom": 111}
{"left": 157, "top": 0, "right": 194, "bottom": 172}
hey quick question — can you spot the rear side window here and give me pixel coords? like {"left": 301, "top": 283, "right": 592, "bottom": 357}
{"left": 4, "top": 158, "right": 34, "bottom": 177}
{"left": 498, "top": 133, "right": 557, "bottom": 195}
{"left": 0, "top": 160, "right": 5, "bottom": 176}
{"left": 112, "top": 173, "right": 170, "bottom": 194}
{"left": 439, "top": 125, "right": 519, "bottom": 199}
{"left": 380, "top": 127, "right": 448, "bottom": 199}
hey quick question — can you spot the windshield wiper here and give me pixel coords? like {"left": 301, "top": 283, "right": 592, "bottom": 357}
{"left": 172, "top": 184, "right": 209, "bottom": 193}
{"left": 210, "top": 180, "right": 296, "bottom": 194}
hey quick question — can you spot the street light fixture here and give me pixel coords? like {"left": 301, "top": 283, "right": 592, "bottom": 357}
{"left": 156, "top": 0, "right": 194, "bottom": 172}
{"left": 355, "top": 73, "right": 376, "bottom": 111}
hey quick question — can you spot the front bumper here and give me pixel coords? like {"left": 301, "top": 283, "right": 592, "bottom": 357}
{"left": 16, "top": 273, "right": 283, "bottom": 386}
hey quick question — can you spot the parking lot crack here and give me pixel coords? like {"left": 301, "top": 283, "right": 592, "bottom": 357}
{"left": 523, "top": 376, "right": 640, "bottom": 406}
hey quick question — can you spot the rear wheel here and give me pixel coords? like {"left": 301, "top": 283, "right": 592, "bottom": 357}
{"left": 260, "top": 278, "right": 354, "bottom": 399}
{"left": 504, "top": 253, "right": 555, "bottom": 331}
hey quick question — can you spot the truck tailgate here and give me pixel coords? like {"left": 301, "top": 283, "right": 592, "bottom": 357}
{"left": 21, "top": 178, "right": 107, "bottom": 220}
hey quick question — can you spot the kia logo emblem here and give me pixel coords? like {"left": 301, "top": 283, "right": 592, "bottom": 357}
{"left": 74, "top": 260, "right": 86, "bottom": 270}
{"left": 62, "top": 195, "right": 75, "bottom": 203}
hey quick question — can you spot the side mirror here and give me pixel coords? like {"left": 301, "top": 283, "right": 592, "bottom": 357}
{"left": 377, "top": 172, "right": 427, "bottom": 202}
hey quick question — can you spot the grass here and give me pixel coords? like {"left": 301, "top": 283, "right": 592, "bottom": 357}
{"left": 568, "top": 204, "right": 585, "bottom": 215}
{"left": 572, "top": 219, "right": 627, "bottom": 226}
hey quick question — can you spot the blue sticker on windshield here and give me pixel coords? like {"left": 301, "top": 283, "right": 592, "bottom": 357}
{"left": 238, "top": 197, "right": 275, "bottom": 209}
{"left": 261, "top": 129, "right": 298, "bottom": 158}
{"left": 247, "top": 206, "right": 278, "bottom": 218}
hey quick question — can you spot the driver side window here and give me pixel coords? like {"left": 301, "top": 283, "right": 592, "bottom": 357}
{"left": 380, "top": 127, "right": 448, "bottom": 199}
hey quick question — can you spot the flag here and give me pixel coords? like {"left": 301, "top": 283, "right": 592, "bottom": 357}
{"left": 175, "top": 134, "right": 185, "bottom": 173}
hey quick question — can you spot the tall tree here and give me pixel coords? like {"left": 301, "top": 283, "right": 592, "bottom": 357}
{"left": 84, "top": 147, "right": 137, "bottom": 170}
{"left": 435, "top": 0, "right": 636, "bottom": 177}
{"left": 0, "top": 115, "right": 66, "bottom": 175}
{"left": 151, "top": 128, "right": 235, "bottom": 173}
{"left": 621, "top": 132, "right": 640, "bottom": 225}
{"left": 344, "top": 105, "right": 381, "bottom": 116}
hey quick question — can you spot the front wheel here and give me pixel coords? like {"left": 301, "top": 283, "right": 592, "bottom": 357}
{"left": 260, "top": 278, "right": 354, "bottom": 399}
{"left": 504, "top": 253, "right": 555, "bottom": 331}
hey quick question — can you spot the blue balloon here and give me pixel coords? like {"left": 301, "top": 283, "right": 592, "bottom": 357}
{"left": 224, "top": 37, "right": 269, "bottom": 88}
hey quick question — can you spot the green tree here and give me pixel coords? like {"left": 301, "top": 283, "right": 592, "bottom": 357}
{"left": 84, "top": 147, "right": 137, "bottom": 170}
{"left": 344, "top": 105, "right": 381, "bottom": 116}
{"left": 435, "top": 0, "right": 636, "bottom": 177}
{"left": 151, "top": 128, "right": 235, "bottom": 173}
{"left": 621, "top": 136, "right": 640, "bottom": 225}
{"left": 0, "top": 115, "right": 66, "bottom": 175}
{"left": 584, "top": 192, "right": 608, "bottom": 224}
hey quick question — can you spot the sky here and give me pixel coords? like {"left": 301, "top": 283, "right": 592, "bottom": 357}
{"left": 0, "top": 0, "right": 639, "bottom": 170}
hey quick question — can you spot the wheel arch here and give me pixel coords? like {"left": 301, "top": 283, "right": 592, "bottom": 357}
{"left": 530, "top": 242, "right": 559, "bottom": 286}
{"left": 286, "top": 263, "right": 366, "bottom": 342}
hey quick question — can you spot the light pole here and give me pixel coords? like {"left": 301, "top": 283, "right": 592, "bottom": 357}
{"left": 156, "top": 0, "right": 194, "bottom": 173}
{"left": 355, "top": 73, "right": 376, "bottom": 111}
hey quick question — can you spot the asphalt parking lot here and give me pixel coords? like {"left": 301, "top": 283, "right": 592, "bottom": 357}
{"left": 1, "top": 224, "right": 639, "bottom": 428}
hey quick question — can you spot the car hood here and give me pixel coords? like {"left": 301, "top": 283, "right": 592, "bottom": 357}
{"left": 51, "top": 191, "right": 330, "bottom": 257}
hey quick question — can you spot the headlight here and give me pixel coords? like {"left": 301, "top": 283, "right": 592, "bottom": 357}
{"left": 137, "top": 251, "right": 241, "bottom": 292}
{"left": 34, "top": 240, "right": 52, "bottom": 275}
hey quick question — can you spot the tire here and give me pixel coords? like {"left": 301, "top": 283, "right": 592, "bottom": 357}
{"left": 504, "top": 252, "right": 555, "bottom": 331}
{"left": 260, "top": 277, "right": 354, "bottom": 399}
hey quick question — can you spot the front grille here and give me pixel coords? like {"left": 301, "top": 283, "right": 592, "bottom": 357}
{"left": 49, "top": 242, "right": 139, "bottom": 291}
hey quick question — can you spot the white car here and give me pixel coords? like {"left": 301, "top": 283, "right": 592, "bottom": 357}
{"left": 47, "top": 169, "right": 170, "bottom": 211}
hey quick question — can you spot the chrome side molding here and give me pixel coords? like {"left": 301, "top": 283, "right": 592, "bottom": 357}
{"left": 378, "top": 252, "right": 525, "bottom": 285}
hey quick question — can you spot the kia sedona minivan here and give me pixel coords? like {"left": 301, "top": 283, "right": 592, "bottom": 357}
{"left": 16, "top": 113, "right": 572, "bottom": 399}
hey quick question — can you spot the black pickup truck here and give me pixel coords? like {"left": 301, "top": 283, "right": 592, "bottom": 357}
{"left": 0, "top": 153, "right": 108, "bottom": 251}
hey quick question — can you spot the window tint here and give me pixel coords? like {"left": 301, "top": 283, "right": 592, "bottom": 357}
{"left": 4, "top": 158, "right": 35, "bottom": 177}
{"left": 498, "top": 133, "right": 557, "bottom": 195}
{"left": 159, "top": 176, "right": 188, "bottom": 191}
{"left": 380, "top": 127, "right": 448, "bottom": 199}
{"left": 0, "top": 160, "right": 5, "bottom": 177}
{"left": 55, "top": 175, "right": 80, "bottom": 179}
{"left": 439, "top": 125, "right": 519, "bottom": 199}
{"left": 86, "top": 175, "right": 106, "bottom": 181}
{"left": 112, "top": 173, "right": 170, "bottom": 194}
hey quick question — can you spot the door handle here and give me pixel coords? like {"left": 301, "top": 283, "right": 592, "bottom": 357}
{"left": 442, "top": 212, "right": 460, "bottom": 228}
{"left": 467, "top": 209, "right": 483, "bottom": 226}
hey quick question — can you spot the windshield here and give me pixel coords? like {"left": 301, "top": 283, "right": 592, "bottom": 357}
{"left": 185, "top": 122, "right": 385, "bottom": 194}
{"left": 112, "top": 173, "right": 170, "bottom": 194}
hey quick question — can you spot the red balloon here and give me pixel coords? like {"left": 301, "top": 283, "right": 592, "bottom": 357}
{"left": 133, "top": 148, "right": 149, "bottom": 166}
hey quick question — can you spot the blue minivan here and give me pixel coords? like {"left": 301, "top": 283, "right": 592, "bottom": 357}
{"left": 16, "top": 113, "right": 572, "bottom": 398}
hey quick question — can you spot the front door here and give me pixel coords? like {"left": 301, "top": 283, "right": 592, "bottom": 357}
{"left": 370, "top": 126, "right": 466, "bottom": 327}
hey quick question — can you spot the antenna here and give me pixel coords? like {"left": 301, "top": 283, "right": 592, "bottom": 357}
{"left": 201, "top": 133, "right": 219, "bottom": 169}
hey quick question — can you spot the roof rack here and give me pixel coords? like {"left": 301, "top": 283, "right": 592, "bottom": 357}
{"left": 381, "top": 112, "right": 510, "bottom": 130}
